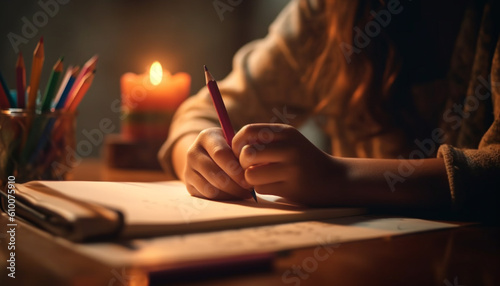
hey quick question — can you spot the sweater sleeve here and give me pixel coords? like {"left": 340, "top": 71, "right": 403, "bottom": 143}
{"left": 437, "top": 38, "right": 500, "bottom": 216}
{"left": 158, "top": 0, "right": 324, "bottom": 179}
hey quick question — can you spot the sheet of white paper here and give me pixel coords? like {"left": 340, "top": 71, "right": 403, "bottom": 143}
{"left": 32, "top": 181, "right": 364, "bottom": 236}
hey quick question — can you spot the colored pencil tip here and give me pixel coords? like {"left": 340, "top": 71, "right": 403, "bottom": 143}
{"left": 40, "top": 37, "right": 44, "bottom": 43}
{"left": 251, "top": 190, "right": 258, "bottom": 203}
{"left": 204, "top": 65, "right": 208, "bottom": 72}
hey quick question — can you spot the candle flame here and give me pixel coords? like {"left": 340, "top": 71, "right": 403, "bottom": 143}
{"left": 149, "top": 61, "right": 163, "bottom": 86}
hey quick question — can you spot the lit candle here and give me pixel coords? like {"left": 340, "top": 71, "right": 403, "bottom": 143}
{"left": 120, "top": 62, "right": 190, "bottom": 140}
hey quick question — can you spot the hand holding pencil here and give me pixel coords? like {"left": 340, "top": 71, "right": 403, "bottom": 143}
{"left": 204, "top": 66, "right": 257, "bottom": 202}
{"left": 175, "top": 66, "right": 257, "bottom": 202}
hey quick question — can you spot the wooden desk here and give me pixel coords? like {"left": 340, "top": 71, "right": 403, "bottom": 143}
{"left": 1, "top": 159, "right": 499, "bottom": 286}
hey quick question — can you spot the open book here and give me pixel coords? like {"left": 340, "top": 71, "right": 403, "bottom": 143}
{"left": 0, "top": 181, "right": 365, "bottom": 241}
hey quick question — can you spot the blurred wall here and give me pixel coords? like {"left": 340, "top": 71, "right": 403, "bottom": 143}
{"left": 0, "top": 0, "right": 290, "bottom": 157}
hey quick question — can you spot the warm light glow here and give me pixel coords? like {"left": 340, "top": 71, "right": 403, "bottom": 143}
{"left": 149, "top": 61, "right": 163, "bottom": 86}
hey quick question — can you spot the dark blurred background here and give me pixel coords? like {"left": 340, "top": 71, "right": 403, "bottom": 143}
{"left": 0, "top": 0, "right": 290, "bottom": 157}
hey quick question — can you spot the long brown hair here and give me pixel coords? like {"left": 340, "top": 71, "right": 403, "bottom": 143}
{"left": 305, "top": 0, "right": 402, "bottom": 137}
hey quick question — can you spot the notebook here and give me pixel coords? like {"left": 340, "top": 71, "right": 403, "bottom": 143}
{"left": 0, "top": 180, "right": 365, "bottom": 241}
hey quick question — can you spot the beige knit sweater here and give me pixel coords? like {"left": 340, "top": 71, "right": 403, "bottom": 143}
{"left": 159, "top": 0, "right": 500, "bottom": 215}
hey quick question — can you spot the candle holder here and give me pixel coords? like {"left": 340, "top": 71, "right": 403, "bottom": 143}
{"left": 120, "top": 109, "right": 174, "bottom": 141}
{"left": 105, "top": 107, "right": 178, "bottom": 170}
{"left": 103, "top": 109, "right": 175, "bottom": 170}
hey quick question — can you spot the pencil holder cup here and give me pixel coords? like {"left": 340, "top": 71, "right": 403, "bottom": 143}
{"left": 0, "top": 109, "right": 76, "bottom": 188}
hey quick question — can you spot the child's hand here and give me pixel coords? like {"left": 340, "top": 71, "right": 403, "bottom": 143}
{"left": 233, "top": 124, "right": 343, "bottom": 205}
{"left": 183, "top": 127, "right": 253, "bottom": 200}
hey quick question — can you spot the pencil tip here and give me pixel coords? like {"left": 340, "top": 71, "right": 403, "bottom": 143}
{"left": 204, "top": 65, "right": 208, "bottom": 72}
{"left": 40, "top": 37, "right": 44, "bottom": 43}
{"left": 251, "top": 190, "right": 258, "bottom": 203}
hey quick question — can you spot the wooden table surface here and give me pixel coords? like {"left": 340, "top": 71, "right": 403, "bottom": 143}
{"left": 1, "top": 158, "right": 498, "bottom": 286}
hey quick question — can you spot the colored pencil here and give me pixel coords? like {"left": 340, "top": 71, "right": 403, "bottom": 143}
{"left": 65, "top": 55, "right": 98, "bottom": 108}
{"left": 16, "top": 52, "right": 26, "bottom": 108}
{"left": 23, "top": 56, "right": 63, "bottom": 162}
{"left": 56, "top": 66, "right": 79, "bottom": 109}
{"left": 28, "top": 66, "right": 78, "bottom": 164}
{"left": 5, "top": 38, "right": 99, "bottom": 173}
{"left": 46, "top": 69, "right": 95, "bottom": 157}
{"left": 53, "top": 66, "right": 74, "bottom": 109}
{"left": 204, "top": 66, "right": 234, "bottom": 144}
{"left": 41, "top": 57, "right": 64, "bottom": 112}
{"left": 66, "top": 70, "right": 95, "bottom": 112}
{"left": 204, "top": 65, "right": 258, "bottom": 203}
{"left": 27, "top": 37, "right": 45, "bottom": 111}
{"left": 40, "top": 67, "right": 94, "bottom": 166}
{"left": 0, "top": 71, "right": 11, "bottom": 108}
{"left": 23, "top": 58, "right": 65, "bottom": 164}
{"left": 35, "top": 67, "right": 94, "bottom": 165}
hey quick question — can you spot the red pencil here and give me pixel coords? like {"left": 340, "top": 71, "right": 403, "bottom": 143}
{"left": 204, "top": 65, "right": 235, "bottom": 144}
{"left": 204, "top": 65, "right": 257, "bottom": 203}
{"left": 16, "top": 52, "right": 26, "bottom": 108}
{"left": 0, "top": 75, "right": 10, "bottom": 109}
